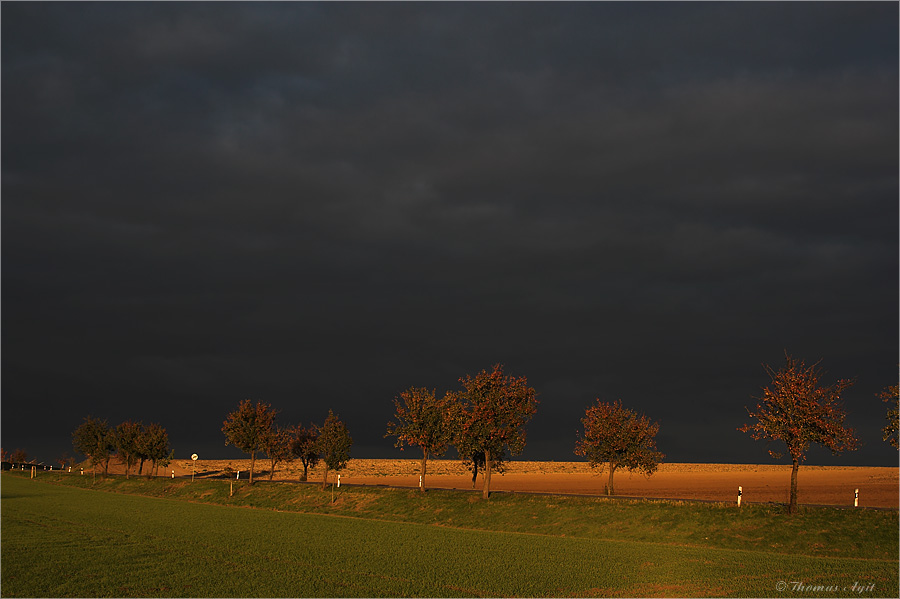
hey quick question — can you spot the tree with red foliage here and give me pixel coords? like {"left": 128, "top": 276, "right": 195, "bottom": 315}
{"left": 450, "top": 364, "right": 537, "bottom": 500}
{"left": 386, "top": 387, "right": 458, "bottom": 492}
{"left": 575, "top": 399, "right": 664, "bottom": 495}
{"left": 739, "top": 353, "right": 858, "bottom": 514}
{"left": 222, "top": 399, "right": 277, "bottom": 484}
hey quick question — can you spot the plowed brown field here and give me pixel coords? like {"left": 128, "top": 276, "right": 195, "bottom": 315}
{"left": 113, "top": 458, "right": 899, "bottom": 508}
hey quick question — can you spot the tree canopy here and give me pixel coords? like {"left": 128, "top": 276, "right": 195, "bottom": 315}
{"left": 386, "top": 387, "right": 457, "bottom": 492}
{"left": 261, "top": 426, "right": 294, "bottom": 480}
{"left": 138, "top": 422, "right": 172, "bottom": 477}
{"left": 450, "top": 364, "right": 537, "bottom": 499}
{"left": 739, "top": 353, "right": 858, "bottom": 513}
{"left": 316, "top": 410, "right": 353, "bottom": 489}
{"left": 575, "top": 399, "right": 663, "bottom": 495}
{"left": 222, "top": 399, "right": 277, "bottom": 484}
{"left": 114, "top": 421, "right": 145, "bottom": 479}
{"left": 72, "top": 416, "right": 115, "bottom": 476}
{"left": 289, "top": 424, "right": 320, "bottom": 482}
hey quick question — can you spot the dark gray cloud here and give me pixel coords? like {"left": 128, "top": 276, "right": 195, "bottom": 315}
{"left": 3, "top": 2, "right": 897, "bottom": 466}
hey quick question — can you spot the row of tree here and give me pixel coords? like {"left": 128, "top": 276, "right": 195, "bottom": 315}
{"left": 218, "top": 364, "right": 538, "bottom": 499}
{"left": 386, "top": 378, "right": 665, "bottom": 500}
{"left": 221, "top": 401, "right": 353, "bottom": 487}
{"left": 67, "top": 356, "right": 897, "bottom": 513}
{"left": 386, "top": 363, "right": 538, "bottom": 499}
{"left": 0, "top": 448, "right": 33, "bottom": 464}
{"left": 71, "top": 417, "right": 172, "bottom": 479}
{"left": 384, "top": 356, "right": 897, "bottom": 512}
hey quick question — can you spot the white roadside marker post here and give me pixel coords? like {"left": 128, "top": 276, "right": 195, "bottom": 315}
{"left": 737, "top": 486, "right": 742, "bottom": 507}
{"left": 337, "top": 474, "right": 341, "bottom": 488}
{"left": 854, "top": 488, "right": 859, "bottom": 508}
{"left": 419, "top": 475, "right": 423, "bottom": 489}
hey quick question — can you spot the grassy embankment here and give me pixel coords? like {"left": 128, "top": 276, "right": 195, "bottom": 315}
{"left": 2, "top": 471, "right": 897, "bottom": 597}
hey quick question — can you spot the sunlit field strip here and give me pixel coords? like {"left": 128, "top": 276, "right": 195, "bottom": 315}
{"left": 2, "top": 474, "right": 897, "bottom": 598}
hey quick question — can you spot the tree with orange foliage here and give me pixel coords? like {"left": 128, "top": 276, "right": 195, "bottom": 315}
{"left": 222, "top": 399, "right": 277, "bottom": 484}
{"left": 386, "top": 387, "right": 458, "bottom": 492}
{"left": 575, "top": 399, "right": 663, "bottom": 496}
{"left": 739, "top": 353, "right": 858, "bottom": 514}
{"left": 450, "top": 364, "right": 537, "bottom": 500}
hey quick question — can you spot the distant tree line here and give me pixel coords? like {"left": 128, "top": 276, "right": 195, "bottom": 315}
{"left": 59, "top": 355, "right": 896, "bottom": 514}
{"left": 71, "top": 417, "right": 172, "bottom": 479}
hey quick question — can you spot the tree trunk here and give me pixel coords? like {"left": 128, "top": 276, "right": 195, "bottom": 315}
{"left": 482, "top": 451, "right": 492, "bottom": 500}
{"left": 300, "top": 460, "right": 308, "bottom": 482}
{"left": 269, "top": 458, "right": 275, "bottom": 480}
{"left": 419, "top": 447, "right": 428, "bottom": 493}
{"left": 471, "top": 457, "right": 479, "bottom": 488}
{"left": 789, "top": 457, "right": 799, "bottom": 514}
{"left": 607, "top": 462, "right": 617, "bottom": 495}
{"left": 249, "top": 451, "right": 256, "bottom": 484}
{"left": 322, "top": 464, "right": 330, "bottom": 490}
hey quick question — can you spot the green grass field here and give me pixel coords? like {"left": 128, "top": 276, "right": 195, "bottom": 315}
{"left": 2, "top": 472, "right": 897, "bottom": 597}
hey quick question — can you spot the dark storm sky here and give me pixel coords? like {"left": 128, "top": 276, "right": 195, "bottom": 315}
{"left": 3, "top": 2, "right": 898, "bottom": 467}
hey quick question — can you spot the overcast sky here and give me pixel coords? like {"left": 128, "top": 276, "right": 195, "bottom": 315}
{"left": 3, "top": 2, "right": 897, "bottom": 467}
